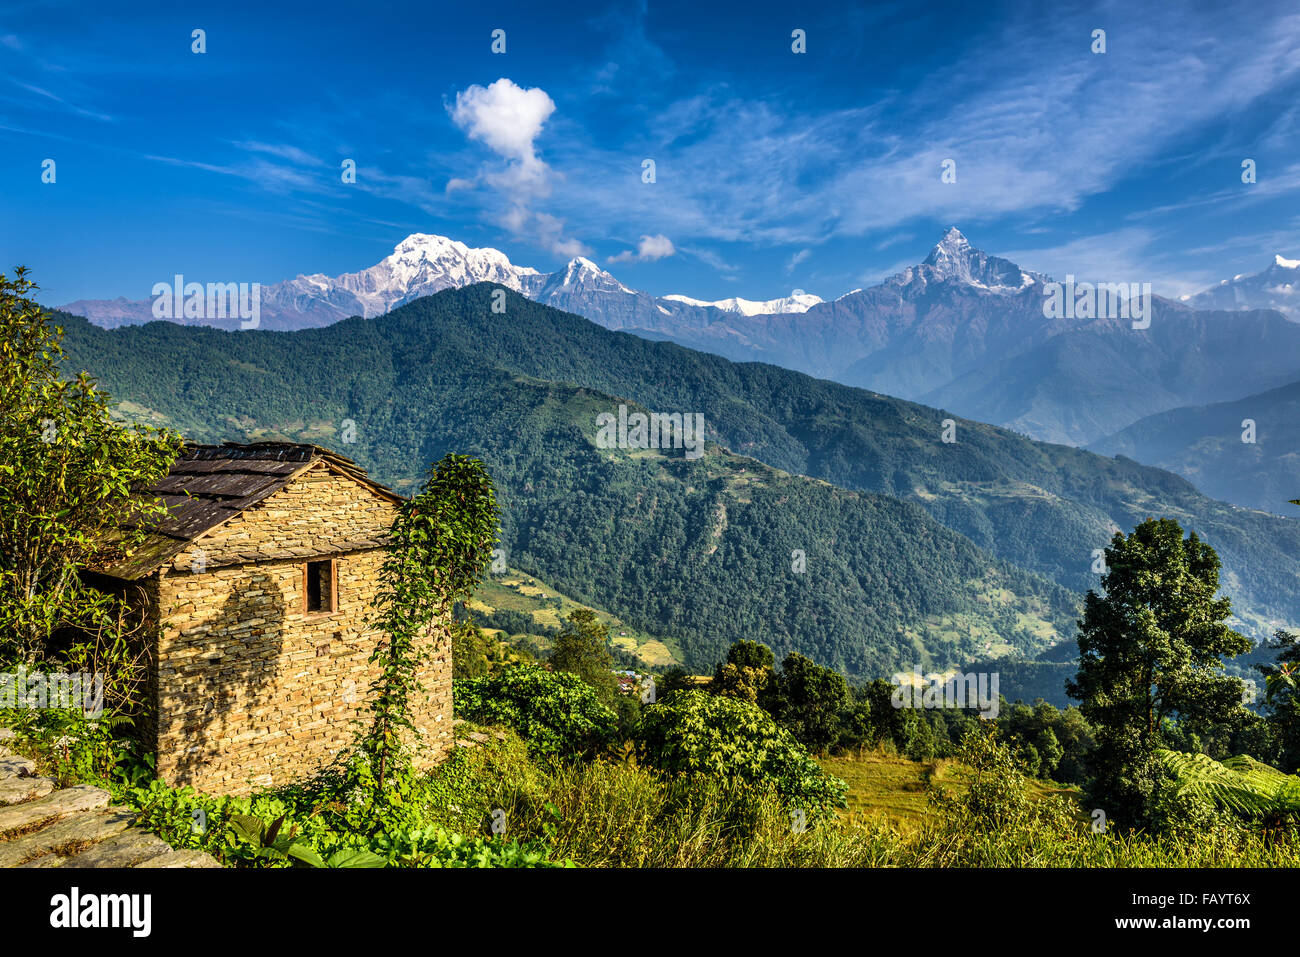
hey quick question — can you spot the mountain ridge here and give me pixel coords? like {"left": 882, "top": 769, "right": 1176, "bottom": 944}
{"left": 1088, "top": 378, "right": 1300, "bottom": 514}
{"left": 55, "top": 296, "right": 1084, "bottom": 677}
{"left": 55, "top": 283, "right": 1300, "bottom": 645}
{"left": 1182, "top": 252, "right": 1300, "bottom": 321}
{"left": 58, "top": 231, "right": 1300, "bottom": 491}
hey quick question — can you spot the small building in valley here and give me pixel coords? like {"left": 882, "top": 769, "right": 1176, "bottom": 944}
{"left": 91, "top": 442, "right": 452, "bottom": 794}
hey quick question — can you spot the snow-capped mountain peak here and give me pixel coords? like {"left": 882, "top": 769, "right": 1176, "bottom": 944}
{"left": 540, "top": 256, "right": 634, "bottom": 296}
{"left": 58, "top": 226, "right": 1043, "bottom": 334}
{"left": 661, "top": 292, "right": 824, "bottom": 316}
{"left": 887, "top": 227, "right": 1040, "bottom": 293}
{"left": 380, "top": 233, "right": 537, "bottom": 289}
{"left": 929, "top": 226, "right": 971, "bottom": 255}
{"left": 561, "top": 257, "right": 605, "bottom": 282}
{"left": 1183, "top": 253, "right": 1300, "bottom": 322}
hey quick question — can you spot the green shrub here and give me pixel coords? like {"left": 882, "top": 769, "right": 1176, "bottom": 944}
{"left": 633, "top": 690, "right": 847, "bottom": 819}
{"left": 370, "top": 825, "right": 569, "bottom": 867}
{"left": 454, "top": 665, "right": 618, "bottom": 757}
{"left": 122, "top": 768, "right": 566, "bottom": 868}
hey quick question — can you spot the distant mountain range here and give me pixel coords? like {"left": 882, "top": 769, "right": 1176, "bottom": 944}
{"left": 59, "top": 228, "right": 1300, "bottom": 509}
{"left": 56, "top": 294, "right": 1080, "bottom": 679}
{"left": 1181, "top": 254, "right": 1300, "bottom": 322}
{"left": 59, "top": 232, "right": 826, "bottom": 334}
{"left": 1089, "top": 379, "right": 1300, "bottom": 514}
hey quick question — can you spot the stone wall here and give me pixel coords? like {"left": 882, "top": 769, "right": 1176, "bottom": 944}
{"left": 150, "top": 463, "right": 452, "bottom": 794}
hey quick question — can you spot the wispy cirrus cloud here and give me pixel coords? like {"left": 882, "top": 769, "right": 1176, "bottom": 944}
{"left": 13, "top": 80, "right": 112, "bottom": 121}
{"left": 141, "top": 152, "right": 326, "bottom": 193}
{"left": 5, "top": 0, "right": 1298, "bottom": 302}
{"left": 536, "top": 1, "right": 1300, "bottom": 250}
{"left": 232, "top": 141, "right": 326, "bottom": 167}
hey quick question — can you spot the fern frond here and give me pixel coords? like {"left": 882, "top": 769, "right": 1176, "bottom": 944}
{"left": 1157, "top": 749, "right": 1292, "bottom": 817}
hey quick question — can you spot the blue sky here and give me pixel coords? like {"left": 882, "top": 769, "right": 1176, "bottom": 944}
{"left": 2, "top": 0, "right": 1299, "bottom": 305}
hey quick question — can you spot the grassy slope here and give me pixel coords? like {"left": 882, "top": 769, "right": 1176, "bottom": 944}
{"left": 818, "top": 750, "right": 1080, "bottom": 832}
{"left": 470, "top": 567, "right": 683, "bottom": 667}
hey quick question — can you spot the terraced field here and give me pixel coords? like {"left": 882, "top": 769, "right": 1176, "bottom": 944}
{"left": 818, "top": 750, "right": 1080, "bottom": 832}
{"left": 469, "top": 569, "right": 683, "bottom": 667}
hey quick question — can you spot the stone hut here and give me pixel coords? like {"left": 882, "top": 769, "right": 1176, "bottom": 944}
{"left": 91, "top": 442, "right": 452, "bottom": 794}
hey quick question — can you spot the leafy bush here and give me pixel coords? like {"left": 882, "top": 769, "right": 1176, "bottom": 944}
{"left": 454, "top": 664, "right": 618, "bottom": 757}
{"left": 0, "top": 707, "right": 135, "bottom": 788}
{"left": 122, "top": 767, "right": 565, "bottom": 868}
{"left": 370, "top": 825, "right": 568, "bottom": 867}
{"left": 633, "top": 690, "right": 847, "bottom": 819}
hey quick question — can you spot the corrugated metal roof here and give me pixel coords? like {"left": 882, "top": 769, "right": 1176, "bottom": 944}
{"left": 93, "top": 442, "right": 401, "bottom": 580}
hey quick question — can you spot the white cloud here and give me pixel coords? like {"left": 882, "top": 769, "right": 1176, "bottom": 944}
{"left": 679, "top": 244, "right": 741, "bottom": 279}
{"left": 451, "top": 78, "right": 555, "bottom": 165}
{"left": 16, "top": 80, "right": 112, "bottom": 121}
{"left": 448, "top": 77, "right": 586, "bottom": 257}
{"left": 1000, "top": 226, "right": 1236, "bottom": 299}
{"left": 450, "top": 78, "right": 555, "bottom": 200}
{"left": 609, "top": 234, "right": 676, "bottom": 263}
{"left": 1002, "top": 228, "right": 1159, "bottom": 285}
{"left": 534, "top": 212, "right": 592, "bottom": 259}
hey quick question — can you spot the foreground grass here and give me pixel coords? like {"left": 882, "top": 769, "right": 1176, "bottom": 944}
{"left": 416, "top": 731, "right": 1300, "bottom": 868}
{"left": 425, "top": 734, "right": 899, "bottom": 867}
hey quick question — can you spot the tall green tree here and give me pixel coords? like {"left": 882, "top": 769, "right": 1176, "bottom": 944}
{"left": 764, "top": 651, "right": 853, "bottom": 754}
{"left": 1066, "top": 518, "right": 1251, "bottom": 827}
{"left": 711, "top": 639, "right": 776, "bottom": 703}
{"left": 0, "top": 268, "right": 182, "bottom": 664}
{"left": 837, "top": 678, "right": 934, "bottom": 758}
{"left": 1258, "top": 630, "right": 1300, "bottom": 773}
{"left": 550, "top": 608, "right": 617, "bottom": 705}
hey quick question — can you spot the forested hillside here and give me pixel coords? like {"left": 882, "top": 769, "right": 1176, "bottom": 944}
{"left": 1089, "top": 378, "right": 1300, "bottom": 514}
{"left": 57, "top": 284, "right": 1297, "bottom": 639}
{"left": 55, "top": 301, "right": 1082, "bottom": 677}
